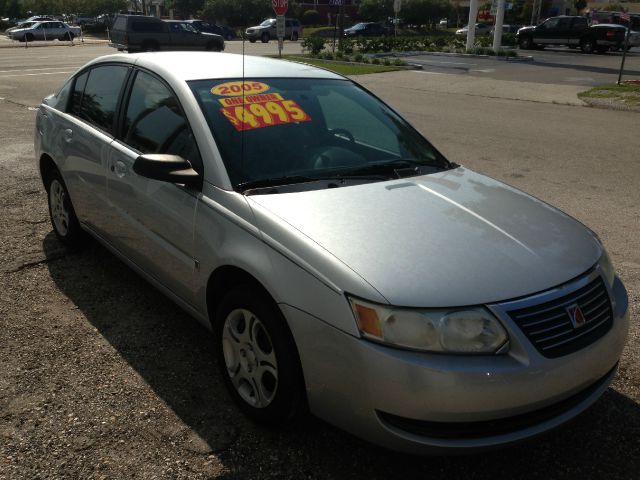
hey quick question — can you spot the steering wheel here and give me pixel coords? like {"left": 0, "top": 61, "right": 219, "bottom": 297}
{"left": 329, "top": 128, "right": 355, "bottom": 143}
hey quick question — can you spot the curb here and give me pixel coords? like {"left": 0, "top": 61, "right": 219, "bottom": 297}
{"left": 0, "top": 38, "right": 109, "bottom": 49}
{"left": 284, "top": 55, "right": 423, "bottom": 71}
{"left": 371, "top": 50, "right": 535, "bottom": 62}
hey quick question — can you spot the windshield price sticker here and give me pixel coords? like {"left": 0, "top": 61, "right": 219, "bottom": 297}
{"left": 211, "top": 81, "right": 270, "bottom": 96}
{"left": 220, "top": 99, "right": 311, "bottom": 131}
{"left": 218, "top": 92, "right": 285, "bottom": 107}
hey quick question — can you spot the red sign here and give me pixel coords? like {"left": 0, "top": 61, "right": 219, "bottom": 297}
{"left": 272, "top": 0, "right": 288, "bottom": 16}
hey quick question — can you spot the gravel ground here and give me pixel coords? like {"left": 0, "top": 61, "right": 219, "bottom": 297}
{"left": 1, "top": 96, "right": 638, "bottom": 479}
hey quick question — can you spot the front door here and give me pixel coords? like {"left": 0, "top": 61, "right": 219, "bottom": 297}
{"left": 104, "top": 69, "right": 203, "bottom": 303}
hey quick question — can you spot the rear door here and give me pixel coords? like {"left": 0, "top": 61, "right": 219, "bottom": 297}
{"left": 569, "top": 17, "right": 588, "bottom": 45}
{"left": 58, "top": 64, "right": 130, "bottom": 236}
{"left": 104, "top": 69, "right": 202, "bottom": 303}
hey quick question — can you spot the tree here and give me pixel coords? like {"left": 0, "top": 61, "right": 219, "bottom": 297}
{"left": 200, "top": 0, "right": 271, "bottom": 26}
{"left": 573, "top": 0, "right": 586, "bottom": 13}
{"left": 358, "top": 0, "right": 394, "bottom": 22}
{"left": 401, "top": 0, "right": 449, "bottom": 28}
{"left": 603, "top": 2, "right": 624, "bottom": 12}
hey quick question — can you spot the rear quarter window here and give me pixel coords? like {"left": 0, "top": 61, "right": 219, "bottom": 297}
{"left": 112, "top": 16, "right": 126, "bottom": 30}
{"left": 132, "top": 21, "right": 164, "bottom": 33}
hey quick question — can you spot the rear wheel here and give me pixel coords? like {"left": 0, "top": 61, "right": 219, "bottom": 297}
{"left": 60, "top": 32, "right": 74, "bottom": 41}
{"left": 580, "top": 38, "right": 595, "bottom": 53}
{"left": 214, "top": 285, "right": 306, "bottom": 425}
{"left": 261, "top": 32, "right": 269, "bottom": 43}
{"left": 45, "top": 168, "right": 86, "bottom": 247}
{"left": 142, "top": 40, "right": 159, "bottom": 52}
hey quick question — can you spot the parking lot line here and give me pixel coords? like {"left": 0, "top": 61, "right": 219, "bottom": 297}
{"left": 0, "top": 67, "right": 78, "bottom": 73}
{"left": 0, "top": 71, "right": 72, "bottom": 78}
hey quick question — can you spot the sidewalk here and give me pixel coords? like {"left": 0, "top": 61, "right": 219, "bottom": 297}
{"left": 355, "top": 69, "right": 587, "bottom": 106}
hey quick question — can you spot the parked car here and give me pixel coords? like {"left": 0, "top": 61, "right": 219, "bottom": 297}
{"left": 517, "top": 17, "right": 635, "bottom": 52}
{"left": 185, "top": 19, "right": 235, "bottom": 40}
{"left": 8, "top": 21, "right": 81, "bottom": 41}
{"left": 34, "top": 51, "right": 629, "bottom": 454}
{"left": 245, "top": 18, "right": 301, "bottom": 43}
{"left": 439, "top": 18, "right": 448, "bottom": 27}
{"left": 489, "top": 24, "right": 522, "bottom": 35}
{"left": 109, "top": 15, "right": 224, "bottom": 52}
{"left": 74, "top": 13, "right": 96, "bottom": 25}
{"left": 455, "top": 23, "right": 492, "bottom": 36}
{"left": 343, "top": 22, "right": 390, "bottom": 37}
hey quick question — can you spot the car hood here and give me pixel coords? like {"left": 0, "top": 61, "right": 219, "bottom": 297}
{"left": 518, "top": 26, "right": 535, "bottom": 33}
{"left": 248, "top": 168, "right": 601, "bottom": 307}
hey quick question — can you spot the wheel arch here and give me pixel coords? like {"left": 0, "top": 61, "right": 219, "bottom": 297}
{"left": 206, "top": 265, "right": 277, "bottom": 327}
{"left": 206, "top": 264, "right": 308, "bottom": 402}
{"left": 39, "top": 153, "right": 58, "bottom": 190}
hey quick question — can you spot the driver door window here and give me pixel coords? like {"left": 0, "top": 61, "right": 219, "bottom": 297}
{"left": 122, "top": 70, "right": 202, "bottom": 172}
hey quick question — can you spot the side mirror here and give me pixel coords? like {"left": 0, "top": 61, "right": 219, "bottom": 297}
{"left": 133, "top": 154, "right": 201, "bottom": 188}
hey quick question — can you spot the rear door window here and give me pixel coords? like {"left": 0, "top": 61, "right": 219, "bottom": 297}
{"left": 74, "top": 65, "right": 129, "bottom": 134}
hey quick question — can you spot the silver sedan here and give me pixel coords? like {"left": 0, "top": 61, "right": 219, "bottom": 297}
{"left": 34, "top": 52, "right": 629, "bottom": 454}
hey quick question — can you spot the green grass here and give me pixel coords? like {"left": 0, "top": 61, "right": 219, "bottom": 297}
{"left": 281, "top": 55, "right": 403, "bottom": 75}
{"left": 578, "top": 83, "right": 640, "bottom": 106}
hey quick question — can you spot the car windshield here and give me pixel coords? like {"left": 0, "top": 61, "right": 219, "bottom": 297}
{"left": 189, "top": 78, "right": 452, "bottom": 192}
{"left": 351, "top": 23, "right": 367, "bottom": 29}
{"left": 260, "top": 19, "right": 275, "bottom": 26}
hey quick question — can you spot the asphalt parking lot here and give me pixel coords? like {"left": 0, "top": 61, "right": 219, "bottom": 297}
{"left": 0, "top": 44, "right": 639, "bottom": 479}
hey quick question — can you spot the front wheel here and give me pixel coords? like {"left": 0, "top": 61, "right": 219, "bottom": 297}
{"left": 214, "top": 285, "right": 306, "bottom": 425}
{"left": 46, "top": 169, "right": 86, "bottom": 247}
{"left": 25, "top": 33, "right": 34, "bottom": 42}
{"left": 518, "top": 36, "right": 533, "bottom": 50}
{"left": 261, "top": 32, "right": 270, "bottom": 43}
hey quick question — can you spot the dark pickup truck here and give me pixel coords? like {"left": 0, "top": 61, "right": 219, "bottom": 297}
{"left": 109, "top": 15, "right": 224, "bottom": 52}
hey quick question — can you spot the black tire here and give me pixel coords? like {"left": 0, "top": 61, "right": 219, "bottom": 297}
{"left": 291, "top": 31, "right": 298, "bottom": 41}
{"left": 45, "top": 168, "right": 86, "bottom": 247}
{"left": 60, "top": 32, "right": 74, "bottom": 41}
{"left": 214, "top": 285, "right": 306, "bottom": 425}
{"left": 261, "top": 32, "right": 269, "bottom": 43}
{"left": 25, "top": 33, "right": 34, "bottom": 42}
{"left": 249, "top": 38, "right": 256, "bottom": 43}
{"left": 518, "top": 36, "right": 532, "bottom": 50}
{"left": 580, "top": 38, "right": 595, "bottom": 54}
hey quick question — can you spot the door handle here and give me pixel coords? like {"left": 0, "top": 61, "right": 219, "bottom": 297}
{"left": 63, "top": 128, "right": 73, "bottom": 143}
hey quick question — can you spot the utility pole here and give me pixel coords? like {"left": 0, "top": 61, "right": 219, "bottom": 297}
{"left": 492, "top": 0, "right": 505, "bottom": 52}
{"left": 466, "top": 0, "right": 479, "bottom": 51}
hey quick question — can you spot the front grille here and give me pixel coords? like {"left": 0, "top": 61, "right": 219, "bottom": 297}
{"left": 507, "top": 276, "right": 613, "bottom": 358}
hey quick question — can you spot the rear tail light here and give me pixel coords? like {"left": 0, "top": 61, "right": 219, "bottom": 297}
{"left": 606, "top": 30, "right": 616, "bottom": 38}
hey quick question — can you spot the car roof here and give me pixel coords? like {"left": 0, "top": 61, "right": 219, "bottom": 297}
{"left": 85, "top": 52, "right": 344, "bottom": 82}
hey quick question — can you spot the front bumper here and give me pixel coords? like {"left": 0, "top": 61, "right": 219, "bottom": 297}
{"left": 282, "top": 273, "right": 629, "bottom": 453}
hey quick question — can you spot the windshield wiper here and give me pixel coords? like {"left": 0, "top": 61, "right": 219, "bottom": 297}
{"left": 237, "top": 173, "right": 390, "bottom": 194}
{"left": 337, "top": 159, "right": 436, "bottom": 178}
{"left": 237, "top": 175, "right": 321, "bottom": 192}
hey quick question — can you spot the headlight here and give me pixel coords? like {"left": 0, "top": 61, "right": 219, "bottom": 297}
{"left": 348, "top": 297, "right": 508, "bottom": 354}
{"left": 599, "top": 249, "right": 616, "bottom": 288}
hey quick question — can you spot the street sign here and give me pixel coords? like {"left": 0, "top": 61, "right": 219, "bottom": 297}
{"left": 393, "top": 0, "right": 402, "bottom": 13}
{"left": 276, "top": 15, "right": 285, "bottom": 39}
{"left": 272, "top": 0, "right": 288, "bottom": 17}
